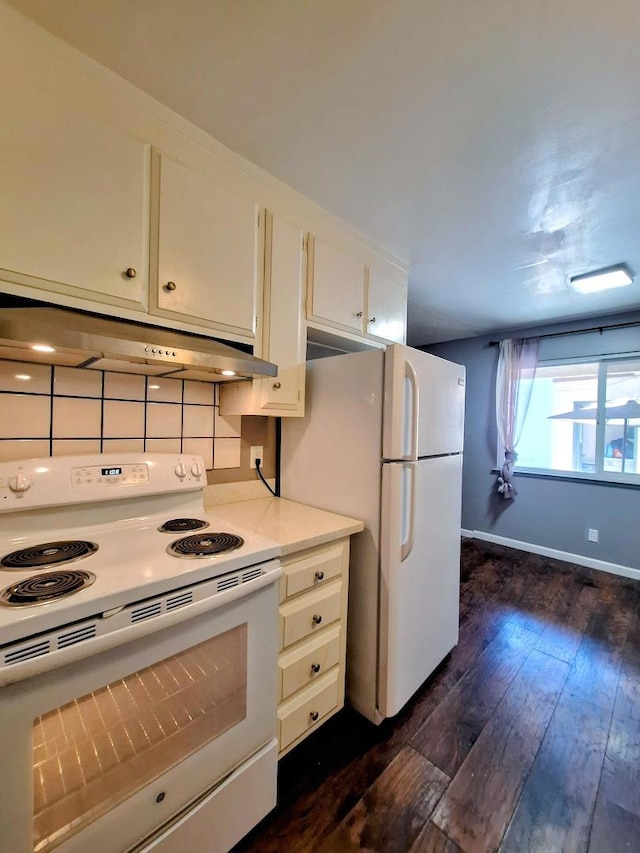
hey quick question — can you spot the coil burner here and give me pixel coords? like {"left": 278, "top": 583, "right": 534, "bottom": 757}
{"left": 167, "top": 532, "right": 244, "bottom": 559}
{"left": 1, "top": 541, "right": 99, "bottom": 571}
{"left": 158, "top": 518, "right": 210, "bottom": 533}
{"left": 0, "top": 570, "right": 96, "bottom": 607}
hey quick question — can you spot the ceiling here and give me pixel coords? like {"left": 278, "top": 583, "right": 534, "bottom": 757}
{"left": 7, "top": 0, "right": 640, "bottom": 344}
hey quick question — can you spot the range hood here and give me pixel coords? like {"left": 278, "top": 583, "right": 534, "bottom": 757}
{"left": 0, "top": 299, "right": 277, "bottom": 381}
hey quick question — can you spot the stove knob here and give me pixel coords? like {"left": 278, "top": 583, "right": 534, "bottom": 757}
{"left": 9, "top": 469, "right": 31, "bottom": 493}
{"left": 174, "top": 462, "right": 186, "bottom": 479}
{"left": 191, "top": 462, "right": 203, "bottom": 478}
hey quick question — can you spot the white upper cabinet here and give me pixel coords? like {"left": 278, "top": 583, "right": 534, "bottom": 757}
{"left": 152, "top": 153, "right": 261, "bottom": 341}
{"left": 366, "top": 268, "right": 407, "bottom": 344}
{"left": 0, "top": 77, "right": 149, "bottom": 309}
{"left": 220, "top": 213, "right": 306, "bottom": 417}
{"left": 261, "top": 214, "right": 306, "bottom": 413}
{"left": 0, "top": 15, "right": 408, "bottom": 355}
{"left": 307, "top": 237, "right": 366, "bottom": 334}
{"left": 306, "top": 234, "right": 408, "bottom": 346}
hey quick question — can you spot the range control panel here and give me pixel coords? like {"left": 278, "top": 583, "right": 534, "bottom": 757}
{"left": 71, "top": 463, "right": 150, "bottom": 488}
{"left": 0, "top": 453, "right": 205, "bottom": 512}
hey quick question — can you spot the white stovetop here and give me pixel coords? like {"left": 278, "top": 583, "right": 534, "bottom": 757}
{"left": 0, "top": 503, "right": 280, "bottom": 647}
{"left": 0, "top": 453, "right": 282, "bottom": 646}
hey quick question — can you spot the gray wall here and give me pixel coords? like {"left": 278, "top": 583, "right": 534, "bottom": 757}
{"left": 423, "top": 311, "right": 640, "bottom": 570}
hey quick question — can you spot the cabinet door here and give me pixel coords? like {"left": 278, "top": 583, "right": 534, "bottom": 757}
{"left": 0, "top": 76, "right": 149, "bottom": 309}
{"left": 155, "top": 154, "right": 260, "bottom": 339}
{"left": 307, "top": 237, "right": 365, "bottom": 333}
{"left": 367, "top": 268, "right": 407, "bottom": 344}
{"left": 219, "top": 212, "right": 306, "bottom": 417}
{"left": 260, "top": 214, "right": 306, "bottom": 412}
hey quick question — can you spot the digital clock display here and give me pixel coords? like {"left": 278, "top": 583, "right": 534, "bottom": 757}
{"left": 101, "top": 467, "right": 123, "bottom": 477}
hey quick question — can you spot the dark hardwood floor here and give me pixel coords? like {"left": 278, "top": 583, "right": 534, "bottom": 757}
{"left": 234, "top": 540, "right": 640, "bottom": 853}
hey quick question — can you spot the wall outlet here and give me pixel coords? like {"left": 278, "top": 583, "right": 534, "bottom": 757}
{"left": 250, "top": 446, "right": 264, "bottom": 469}
{"left": 588, "top": 528, "right": 599, "bottom": 543}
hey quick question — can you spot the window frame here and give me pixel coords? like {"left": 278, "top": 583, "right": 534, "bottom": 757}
{"left": 501, "top": 354, "right": 640, "bottom": 487}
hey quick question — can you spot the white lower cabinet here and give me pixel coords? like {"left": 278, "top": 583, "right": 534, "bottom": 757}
{"left": 276, "top": 539, "right": 350, "bottom": 756}
{"left": 278, "top": 670, "right": 340, "bottom": 752}
{"left": 279, "top": 625, "right": 341, "bottom": 701}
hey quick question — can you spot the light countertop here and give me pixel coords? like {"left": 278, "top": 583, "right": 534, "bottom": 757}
{"left": 205, "top": 496, "right": 364, "bottom": 556}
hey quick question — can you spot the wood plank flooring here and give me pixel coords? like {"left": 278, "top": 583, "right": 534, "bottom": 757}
{"left": 234, "top": 540, "right": 640, "bottom": 853}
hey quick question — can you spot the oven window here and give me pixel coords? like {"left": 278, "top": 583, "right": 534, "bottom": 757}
{"left": 32, "top": 624, "right": 247, "bottom": 852}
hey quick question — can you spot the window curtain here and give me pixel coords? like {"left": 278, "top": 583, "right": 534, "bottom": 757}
{"left": 495, "top": 337, "right": 539, "bottom": 499}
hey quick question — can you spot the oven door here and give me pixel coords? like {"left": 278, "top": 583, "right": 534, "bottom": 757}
{"left": 0, "top": 575, "right": 279, "bottom": 853}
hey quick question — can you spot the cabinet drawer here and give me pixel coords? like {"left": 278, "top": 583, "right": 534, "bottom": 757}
{"left": 278, "top": 669, "right": 339, "bottom": 751}
{"left": 280, "top": 581, "right": 342, "bottom": 649}
{"left": 282, "top": 541, "right": 346, "bottom": 600}
{"left": 279, "top": 625, "right": 341, "bottom": 701}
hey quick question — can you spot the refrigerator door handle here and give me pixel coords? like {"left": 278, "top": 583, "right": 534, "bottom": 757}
{"left": 404, "top": 359, "right": 419, "bottom": 461}
{"left": 400, "top": 462, "right": 416, "bottom": 562}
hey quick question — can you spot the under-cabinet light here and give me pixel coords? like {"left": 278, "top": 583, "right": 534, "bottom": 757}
{"left": 221, "top": 370, "right": 236, "bottom": 376}
{"left": 32, "top": 344, "right": 55, "bottom": 353}
{"left": 569, "top": 265, "right": 634, "bottom": 294}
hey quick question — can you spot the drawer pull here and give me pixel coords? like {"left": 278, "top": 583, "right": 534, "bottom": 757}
{"left": 310, "top": 710, "right": 319, "bottom": 722}
{"left": 311, "top": 662, "right": 321, "bottom": 674}
{"left": 314, "top": 570, "right": 325, "bottom": 581}
{"left": 312, "top": 614, "right": 322, "bottom": 625}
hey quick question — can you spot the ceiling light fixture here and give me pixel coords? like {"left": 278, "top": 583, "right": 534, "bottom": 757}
{"left": 569, "top": 264, "right": 634, "bottom": 294}
{"left": 14, "top": 374, "right": 31, "bottom": 381}
{"left": 221, "top": 370, "right": 236, "bottom": 376}
{"left": 32, "top": 344, "right": 55, "bottom": 353}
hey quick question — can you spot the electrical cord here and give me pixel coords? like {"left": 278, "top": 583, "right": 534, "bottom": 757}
{"left": 255, "top": 458, "right": 277, "bottom": 497}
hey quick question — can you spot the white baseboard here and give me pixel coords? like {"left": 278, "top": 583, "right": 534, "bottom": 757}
{"left": 466, "top": 530, "right": 640, "bottom": 583}
{"left": 460, "top": 528, "right": 474, "bottom": 539}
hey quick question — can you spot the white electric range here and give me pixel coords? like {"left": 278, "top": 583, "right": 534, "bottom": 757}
{"left": 0, "top": 453, "right": 282, "bottom": 853}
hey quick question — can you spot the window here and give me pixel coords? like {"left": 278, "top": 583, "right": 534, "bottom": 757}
{"left": 514, "top": 357, "right": 640, "bottom": 483}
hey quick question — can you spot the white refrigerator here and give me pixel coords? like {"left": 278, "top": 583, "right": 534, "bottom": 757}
{"left": 281, "top": 344, "right": 465, "bottom": 724}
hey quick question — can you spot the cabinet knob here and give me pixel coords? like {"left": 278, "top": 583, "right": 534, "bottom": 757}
{"left": 369, "top": 317, "right": 376, "bottom": 324}
{"left": 125, "top": 267, "right": 137, "bottom": 278}
{"left": 309, "top": 710, "right": 319, "bottom": 722}
{"left": 312, "top": 614, "right": 322, "bottom": 625}
{"left": 314, "top": 570, "right": 324, "bottom": 581}
{"left": 165, "top": 281, "right": 177, "bottom": 292}
{"left": 272, "top": 381, "right": 282, "bottom": 389}
{"left": 311, "top": 663, "right": 321, "bottom": 674}
{"left": 356, "top": 311, "right": 363, "bottom": 318}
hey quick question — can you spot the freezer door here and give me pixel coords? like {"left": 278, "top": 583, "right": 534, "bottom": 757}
{"left": 378, "top": 455, "right": 462, "bottom": 719}
{"left": 383, "top": 344, "right": 465, "bottom": 460}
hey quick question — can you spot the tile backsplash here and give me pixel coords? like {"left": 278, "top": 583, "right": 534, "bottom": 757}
{"left": 0, "top": 359, "right": 243, "bottom": 471}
